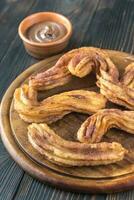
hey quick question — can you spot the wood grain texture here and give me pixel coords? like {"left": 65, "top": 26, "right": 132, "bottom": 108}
{"left": 0, "top": 139, "right": 24, "bottom": 200}
{"left": 9, "top": 51, "right": 134, "bottom": 180}
{"left": 1, "top": 50, "right": 134, "bottom": 193}
{"left": 0, "top": 0, "right": 134, "bottom": 199}
{"left": 13, "top": 173, "right": 105, "bottom": 200}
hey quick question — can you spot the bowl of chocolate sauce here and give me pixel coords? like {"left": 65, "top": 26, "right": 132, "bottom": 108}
{"left": 18, "top": 12, "right": 72, "bottom": 59}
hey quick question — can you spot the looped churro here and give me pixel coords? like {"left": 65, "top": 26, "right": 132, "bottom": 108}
{"left": 29, "top": 47, "right": 119, "bottom": 88}
{"left": 29, "top": 47, "right": 134, "bottom": 110}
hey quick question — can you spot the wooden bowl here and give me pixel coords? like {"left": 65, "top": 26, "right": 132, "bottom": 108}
{"left": 18, "top": 12, "right": 72, "bottom": 59}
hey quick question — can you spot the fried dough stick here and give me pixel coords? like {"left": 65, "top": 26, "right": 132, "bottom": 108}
{"left": 28, "top": 123, "right": 127, "bottom": 166}
{"left": 29, "top": 47, "right": 118, "bottom": 90}
{"left": 29, "top": 47, "right": 134, "bottom": 110}
{"left": 14, "top": 84, "right": 106, "bottom": 123}
{"left": 77, "top": 109, "right": 134, "bottom": 143}
{"left": 97, "top": 63, "right": 134, "bottom": 110}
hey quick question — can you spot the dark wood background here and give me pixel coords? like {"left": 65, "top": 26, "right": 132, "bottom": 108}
{"left": 0, "top": 0, "right": 134, "bottom": 199}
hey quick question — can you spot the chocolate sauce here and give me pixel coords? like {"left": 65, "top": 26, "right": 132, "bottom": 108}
{"left": 26, "top": 21, "right": 67, "bottom": 43}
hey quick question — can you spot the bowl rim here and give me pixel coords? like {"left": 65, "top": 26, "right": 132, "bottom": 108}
{"left": 18, "top": 12, "right": 73, "bottom": 47}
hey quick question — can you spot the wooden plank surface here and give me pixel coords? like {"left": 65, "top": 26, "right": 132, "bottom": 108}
{"left": 0, "top": 0, "right": 134, "bottom": 199}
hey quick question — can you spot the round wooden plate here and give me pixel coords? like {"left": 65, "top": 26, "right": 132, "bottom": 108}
{"left": 1, "top": 50, "right": 134, "bottom": 193}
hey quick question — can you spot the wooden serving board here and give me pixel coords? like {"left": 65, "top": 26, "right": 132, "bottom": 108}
{"left": 1, "top": 50, "right": 134, "bottom": 193}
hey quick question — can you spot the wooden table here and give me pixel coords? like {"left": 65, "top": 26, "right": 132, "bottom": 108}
{"left": 0, "top": 0, "right": 134, "bottom": 199}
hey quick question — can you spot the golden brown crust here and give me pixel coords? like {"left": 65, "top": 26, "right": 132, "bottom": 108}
{"left": 14, "top": 84, "right": 107, "bottom": 123}
{"left": 121, "top": 63, "right": 134, "bottom": 89}
{"left": 98, "top": 67, "right": 134, "bottom": 110}
{"left": 29, "top": 47, "right": 134, "bottom": 110}
{"left": 29, "top": 47, "right": 118, "bottom": 89}
{"left": 28, "top": 123, "right": 127, "bottom": 166}
{"left": 77, "top": 109, "right": 134, "bottom": 143}
{"left": 13, "top": 47, "right": 134, "bottom": 166}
